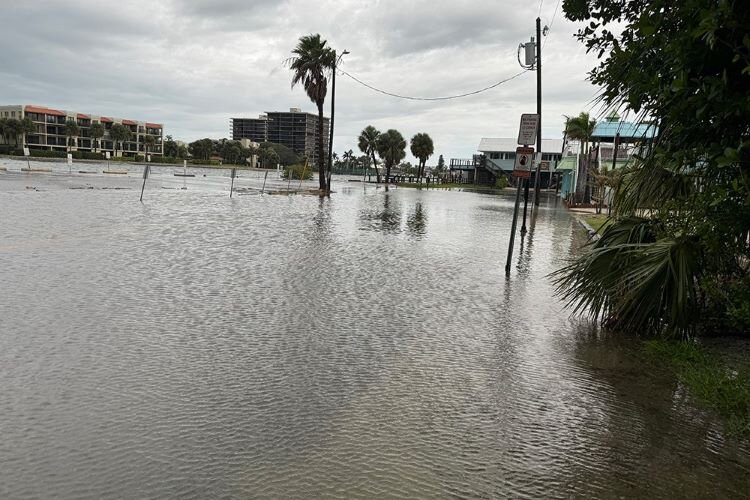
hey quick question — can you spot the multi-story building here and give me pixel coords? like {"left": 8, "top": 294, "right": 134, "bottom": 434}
{"left": 0, "top": 104, "right": 164, "bottom": 157}
{"left": 231, "top": 108, "right": 329, "bottom": 165}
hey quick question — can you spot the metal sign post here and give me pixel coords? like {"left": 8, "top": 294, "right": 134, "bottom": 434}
{"left": 105, "top": 151, "right": 110, "bottom": 171}
{"left": 23, "top": 147, "right": 31, "bottom": 169}
{"left": 140, "top": 165, "right": 149, "bottom": 202}
{"left": 506, "top": 144, "right": 534, "bottom": 274}
{"left": 230, "top": 168, "right": 236, "bottom": 198}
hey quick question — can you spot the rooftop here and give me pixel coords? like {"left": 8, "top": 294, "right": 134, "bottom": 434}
{"left": 591, "top": 120, "right": 657, "bottom": 141}
{"left": 478, "top": 138, "right": 564, "bottom": 153}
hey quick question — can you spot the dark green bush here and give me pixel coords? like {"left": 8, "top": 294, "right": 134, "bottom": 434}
{"left": 30, "top": 150, "right": 66, "bottom": 158}
{"left": 282, "top": 164, "right": 313, "bottom": 180}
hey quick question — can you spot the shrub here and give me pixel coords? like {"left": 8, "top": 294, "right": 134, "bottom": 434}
{"left": 282, "top": 164, "right": 313, "bottom": 180}
{"left": 0, "top": 145, "right": 23, "bottom": 155}
{"left": 495, "top": 176, "right": 509, "bottom": 189}
{"left": 72, "top": 151, "right": 104, "bottom": 160}
{"left": 30, "top": 150, "right": 66, "bottom": 158}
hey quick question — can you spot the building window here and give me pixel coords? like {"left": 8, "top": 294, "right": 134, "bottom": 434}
{"left": 489, "top": 152, "right": 500, "bottom": 159}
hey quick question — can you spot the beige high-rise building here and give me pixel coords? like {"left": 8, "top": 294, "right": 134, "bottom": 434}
{"left": 0, "top": 104, "right": 164, "bottom": 157}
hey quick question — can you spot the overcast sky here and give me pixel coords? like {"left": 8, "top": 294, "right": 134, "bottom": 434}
{"left": 0, "top": 0, "right": 602, "bottom": 162}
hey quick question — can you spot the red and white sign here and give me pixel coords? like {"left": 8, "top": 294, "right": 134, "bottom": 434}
{"left": 513, "top": 146, "right": 534, "bottom": 178}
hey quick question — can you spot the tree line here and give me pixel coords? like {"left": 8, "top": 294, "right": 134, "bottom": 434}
{"left": 555, "top": 0, "right": 750, "bottom": 337}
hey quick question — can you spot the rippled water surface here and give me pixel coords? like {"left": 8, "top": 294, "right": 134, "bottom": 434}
{"left": 1, "top": 160, "right": 748, "bottom": 498}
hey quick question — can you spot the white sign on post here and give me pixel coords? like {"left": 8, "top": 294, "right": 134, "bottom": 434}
{"left": 23, "top": 147, "right": 30, "bottom": 157}
{"left": 67, "top": 153, "right": 73, "bottom": 165}
{"left": 517, "top": 113, "right": 539, "bottom": 146}
{"left": 105, "top": 151, "right": 110, "bottom": 159}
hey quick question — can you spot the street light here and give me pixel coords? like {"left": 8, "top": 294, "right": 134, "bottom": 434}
{"left": 327, "top": 49, "right": 349, "bottom": 193}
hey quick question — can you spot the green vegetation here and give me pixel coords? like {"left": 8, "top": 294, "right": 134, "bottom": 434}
{"left": 645, "top": 339, "right": 750, "bottom": 436}
{"left": 64, "top": 119, "right": 79, "bottom": 153}
{"left": 109, "top": 123, "right": 131, "bottom": 159}
{"left": 288, "top": 33, "right": 335, "bottom": 191}
{"left": 409, "top": 132, "right": 434, "bottom": 182}
{"left": 358, "top": 125, "right": 381, "bottom": 183}
{"left": 282, "top": 164, "right": 313, "bottom": 180}
{"left": 89, "top": 122, "right": 104, "bottom": 153}
{"left": 583, "top": 214, "right": 610, "bottom": 232}
{"left": 495, "top": 176, "right": 509, "bottom": 189}
{"left": 555, "top": 0, "right": 750, "bottom": 337}
{"left": 376, "top": 129, "right": 406, "bottom": 184}
{"left": 564, "top": 112, "right": 596, "bottom": 203}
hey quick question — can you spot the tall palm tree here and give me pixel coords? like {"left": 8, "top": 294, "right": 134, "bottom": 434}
{"left": 358, "top": 125, "right": 381, "bottom": 183}
{"left": 109, "top": 123, "right": 131, "bottom": 158}
{"left": 19, "top": 117, "right": 35, "bottom": 149}
{"left": 64, "top": 119, "right": 79, "bottom": 153}
{"left": 409, "top": 132, "right": 434, "bottom": 181}
{"left": 143, "top": 135, "right": 156, "bottom": 161}
{"left": 0, "top": 118, "right": 9, "bottom": 148}
{"left": 288, "top": 33, "right": 335, "bottom": 191}
{"left": 565, "top": 112, "right": 597, "bottom": 203}
{"left": 376, "top": 129, "right": 406, "bottom": 187}
{"left": 89, "top": 122, "right": 104, "bottom": 153}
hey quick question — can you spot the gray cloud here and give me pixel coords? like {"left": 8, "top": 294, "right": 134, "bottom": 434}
{"left": 0, "top": 0, "right": 602, "bottom": 162}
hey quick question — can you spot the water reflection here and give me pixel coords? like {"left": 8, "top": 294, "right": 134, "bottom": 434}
{"left": 358, "top": 191, "right": 402, "bottom": 233}
{"left": 406, "top": 201, "right": 427, "bottom": 239}
{"left": 0, "top": 170, "right": 747, "bottom": 499}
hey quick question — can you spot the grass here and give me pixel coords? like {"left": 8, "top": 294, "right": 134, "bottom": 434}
{"left": 644, "top": 339, "right": 750, "bottom": 436}
{"left": 398, "top": 182, "right": 507, "bottom": 191}
{"left": 584, "top": 214, "right": 611, "bottom": 232}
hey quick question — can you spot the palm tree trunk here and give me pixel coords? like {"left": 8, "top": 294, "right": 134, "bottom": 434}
{"left": 371, "top": 152, "right": 380, "bottom": 183}
{"left": 317, "top": 102, "right": 327, "bottom": 191}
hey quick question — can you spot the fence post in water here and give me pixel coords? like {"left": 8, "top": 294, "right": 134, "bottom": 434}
{"left": 230, "top": 168, "right": 236, "bottom": 198}
{"left": 140, "top": 165, "right": 149, "bottom": 202}
{"left": 261, "top": 170, "right": 268, "bottom": 194}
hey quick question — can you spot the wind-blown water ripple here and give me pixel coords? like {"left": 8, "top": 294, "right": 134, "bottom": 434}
{"left": 0, "top": 160, "right": 748, "bottom": 498}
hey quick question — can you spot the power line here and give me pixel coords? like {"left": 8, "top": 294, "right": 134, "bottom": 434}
{"left": 543, "top": 0, "right": 562, "bottom": 49}
{"left": 338, "top": 69, "right": 530, "bottom": 101}
{"left": 538, "top": 0, "right": 545, "bottom": 17}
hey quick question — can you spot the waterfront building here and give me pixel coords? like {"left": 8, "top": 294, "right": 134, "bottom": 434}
{"left": 231, "top": 108, "right": 329, "bottom": 165}
{"left": 0, "top": 104, "right": 164, "bottom": 157}
{"left": 449, "top": 138, "right": 563, "bottom": 185}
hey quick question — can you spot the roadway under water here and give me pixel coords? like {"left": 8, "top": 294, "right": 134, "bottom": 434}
{"left": 1, "top": 159, "right": 748, "bottom": 498}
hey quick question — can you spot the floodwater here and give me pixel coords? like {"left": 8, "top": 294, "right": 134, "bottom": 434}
{"left": 1, "top": 159, "right": 748, "bottom": 498}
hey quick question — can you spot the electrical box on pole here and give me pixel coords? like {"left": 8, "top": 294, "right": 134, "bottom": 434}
{"left": 524, "top": 38, "right": 536, "bottom": 67}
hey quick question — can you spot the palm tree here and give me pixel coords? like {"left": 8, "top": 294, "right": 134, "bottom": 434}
{"left": 0, "top": 118, "right": 9, "bottom": 148}
{"left": 7, "top": 119, "right": 23, "bottom": 148}
{"left": 288, "top": 34, "right": 335, "bottom": 191}
{"left": 109, "top": 123, "right": 131, "bottom": 158}
{"left": 64, "top": 119, "right": 79, "bottom": 153}
{"left": 376, "top": 129, "right": 406, "bottom": 187}
{"left": 565, "top": 112, "right": 597, "bottom": 203}
{"left": 143, "top": 135, "right": 156, "bottom": 161}
{"left": 358, "top": 125, "right": 381, "bottom": 183}
{"left": 89, "top": 122, "right": 104, "bottom": 153}
{"left": 410, "top": 132, "right": 434, "bottom": 182}
{"left": 19, "top": 117, "right": 35, "bottom": 149}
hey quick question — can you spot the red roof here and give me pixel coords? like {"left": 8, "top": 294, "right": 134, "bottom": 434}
{"left": 77, "top": 113, "right": 90, "bottom": 119}
{"left": 145, "top": 122, "right": 162, "bottom": 129}
{"left": 100, "top": 116, "right": 113, "bottom": 123}
{"left": 25, "top": 105, "right": 65, "bottom": 117}
{"left": 121, "top": 119, "right": 137, "bottom": 126}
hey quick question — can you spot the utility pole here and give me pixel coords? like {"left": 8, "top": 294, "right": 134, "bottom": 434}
{"left": 533, "top": 17, "right": 543, "bottom": 206}
{"left": 327, "top": 49, "right": 349, "bottom": 194}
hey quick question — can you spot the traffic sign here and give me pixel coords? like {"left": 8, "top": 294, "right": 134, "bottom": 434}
{"left": 23, "top": 147, "right": 30, "bottom": 156}
{"left": 517, "top": 113, "right": 539, "bottom": 146}
{"left": 512, "top": 169, "right": 531, "bottom": 178}
{"left": 539, "top": 160, "right": 550, "bottom": 171}
{"left": 514, "top": 146, "right": 534, "bottom": 169}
